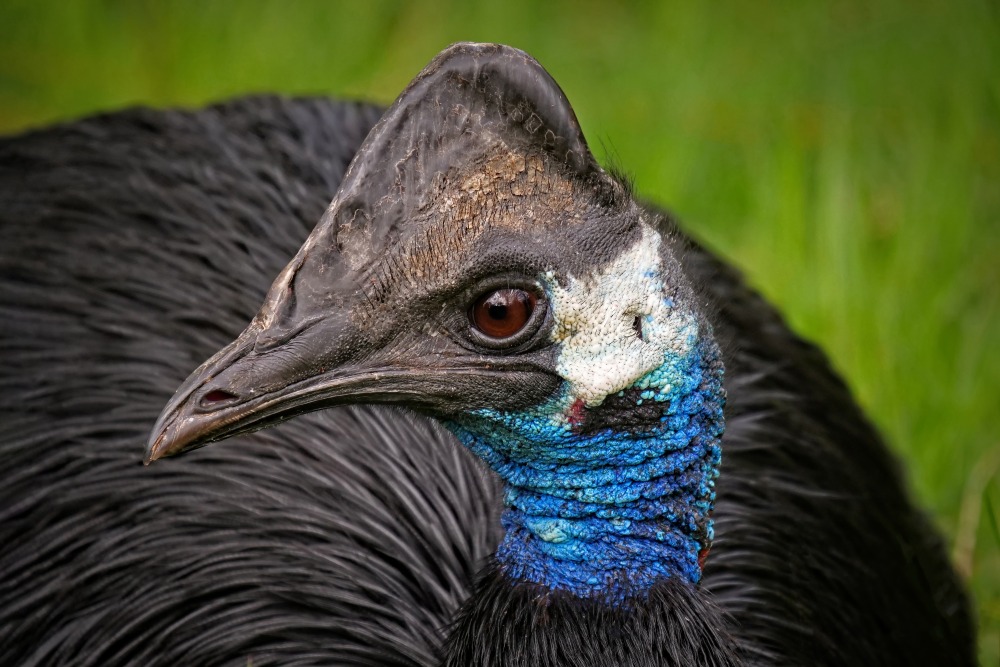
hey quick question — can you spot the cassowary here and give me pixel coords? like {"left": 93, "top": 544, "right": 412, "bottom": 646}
{"left": 0, "top": 43, "right": 974, "bottom": 666}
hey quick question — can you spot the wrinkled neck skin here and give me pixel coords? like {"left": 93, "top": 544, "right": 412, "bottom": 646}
{"left": 447, "top": 224, "right": 726, "bottom": 604}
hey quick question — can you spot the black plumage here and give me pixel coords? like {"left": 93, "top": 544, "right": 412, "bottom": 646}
{"left": 0, "top": 44, "right": 974, "bottom": 666}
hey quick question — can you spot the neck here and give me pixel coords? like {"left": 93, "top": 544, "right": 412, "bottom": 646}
{"left": 442, "top": 564, "right": 745, "bottom": 667}
{"left": 447, "top": 335, "right": 724, "bottom": 603}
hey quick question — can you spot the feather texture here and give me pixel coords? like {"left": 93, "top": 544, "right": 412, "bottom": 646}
{"left": 0, "top": 94, "right": 974, "bottom": 665}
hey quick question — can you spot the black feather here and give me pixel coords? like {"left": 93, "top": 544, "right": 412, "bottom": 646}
{"left": 0, "top": 92, "right": 974, "bottom": 665}
{"left": 443, "top": 564, "right": 743, "bottom": 667}
{"left": 0, "top": 97, "right": 500, "bottom": 666}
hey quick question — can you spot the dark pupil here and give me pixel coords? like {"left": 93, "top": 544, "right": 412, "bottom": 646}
{"left": 487, "top": 301, "right": 508, "bottom": 320}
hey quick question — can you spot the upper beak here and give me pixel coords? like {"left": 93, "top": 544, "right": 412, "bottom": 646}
{"left": 143, "top": 314, "right": 371, "bottom": 464}
{"left": 144, "top": 228, "right": 381, "bottom": 463}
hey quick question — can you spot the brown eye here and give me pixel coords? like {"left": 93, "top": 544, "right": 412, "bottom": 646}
{"left": 470, "top": 288, "right": 537, "bottom": 339}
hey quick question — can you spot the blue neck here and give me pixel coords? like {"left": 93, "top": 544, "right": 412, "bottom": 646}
{"left": 447, "top": 336, "right": 725, "bottom": 603}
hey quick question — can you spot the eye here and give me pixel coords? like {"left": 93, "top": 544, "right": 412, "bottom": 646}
{"left": 469, "top": 288, "right": 538, "bottom": 339}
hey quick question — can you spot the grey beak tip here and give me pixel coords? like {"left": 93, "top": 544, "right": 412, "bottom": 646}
{"left": 143, "top": 432, "right": 165, "bottom": 465}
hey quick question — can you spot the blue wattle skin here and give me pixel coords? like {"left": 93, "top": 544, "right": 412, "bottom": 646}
{"left": 447, "top": 330, "right": 725, "bottom": 602}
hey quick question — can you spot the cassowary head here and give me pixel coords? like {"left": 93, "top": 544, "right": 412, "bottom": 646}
{"left": 147, "top": 43, "right": 724, "bottom": 602}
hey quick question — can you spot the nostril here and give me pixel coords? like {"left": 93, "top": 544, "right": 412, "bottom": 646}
{"left": 253, "top": 335, "right": 281, "bottom": 353}
{"left": 201, "top": 389, "right": 238, "bottom": 407}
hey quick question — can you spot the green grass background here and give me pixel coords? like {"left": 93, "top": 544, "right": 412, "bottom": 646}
{"left": 1, "top": 0, "right": 997, "bottom": 661}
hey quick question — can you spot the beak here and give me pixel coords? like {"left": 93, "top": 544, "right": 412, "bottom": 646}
{"left": 144, "top": 228, "right": 395, "bottom": 464}
{"left": 144, "top": 353, "right": 412, "bottom": 464}
{"left": 144, "top": 299, "right": 370, "bottom": 464}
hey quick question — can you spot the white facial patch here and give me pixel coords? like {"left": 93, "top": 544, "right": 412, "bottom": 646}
{"left": 544, "top": 222, "right": 696, "bottom": 406}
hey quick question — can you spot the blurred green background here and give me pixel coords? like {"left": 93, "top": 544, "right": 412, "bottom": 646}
{"left": 1, "top": 0, "right": 997, "bottom": 660}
